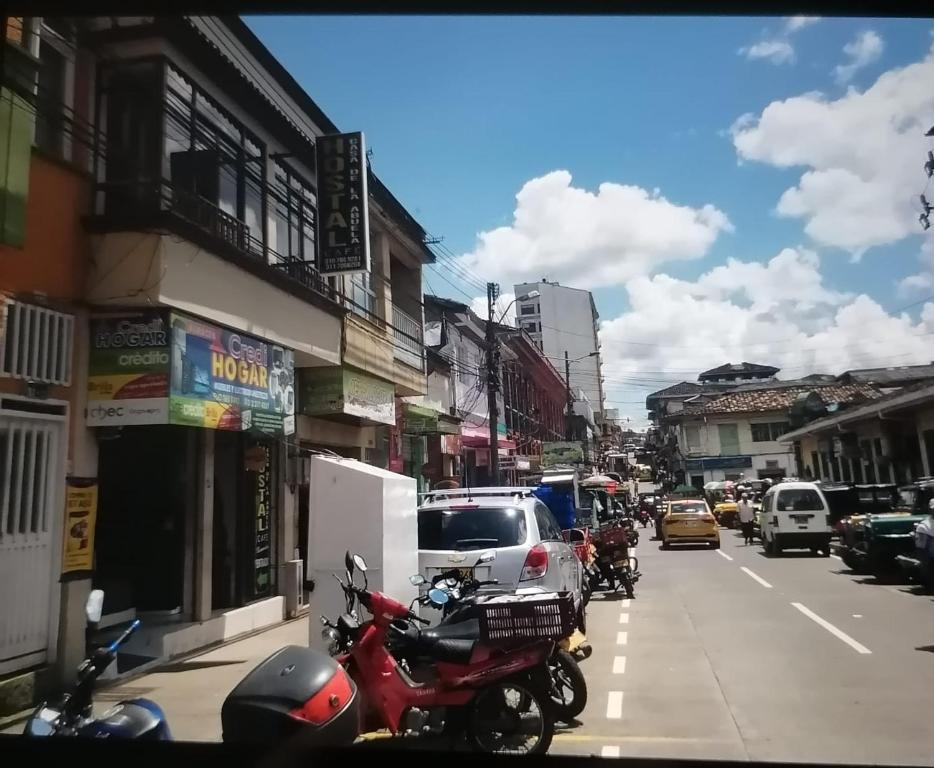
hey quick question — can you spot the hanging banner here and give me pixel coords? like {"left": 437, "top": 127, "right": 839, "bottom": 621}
{"left": 62, "top": 478, "right": 98, "bottom": 575}
{"left": 315, "top": 131, "right": 370, "bottom": 275}
{"left": 169, "top": 313, "right": 295, "bottom": 435}
{"left": 87, "top": 311, "right": 171, "bottom": 426}
{"left": 248, "top": 442, "right": 272, "bottom": 598}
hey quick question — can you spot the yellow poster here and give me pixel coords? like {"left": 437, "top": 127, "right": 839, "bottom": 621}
{"left": 62, "top": 478, "right": 98, "bottom": 574}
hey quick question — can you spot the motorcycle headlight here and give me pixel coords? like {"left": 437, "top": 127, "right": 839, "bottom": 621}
{"left": 321, "top": 627, "right": 342, "bottom": 656}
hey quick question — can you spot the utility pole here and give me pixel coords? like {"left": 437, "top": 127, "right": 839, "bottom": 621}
{"left": 485, "top": 282, "right": 501, "bottom": 485}
{"left": 564, "top": 350, "right": 573, "bottom": 441}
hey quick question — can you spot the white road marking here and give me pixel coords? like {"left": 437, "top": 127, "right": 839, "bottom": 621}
{"left": 616, "top": 631, "right": 628, "bottom": 645}
{"left": 830, "top": 554, "right": 842, "bottom": 561}
{"left": 740, "top": 566, "right": 773, "bottom": 588}
{"left": 791, "top": 602, "right": 872, "bottom": 655}
{"left": 620, "top": 598, "right": 631, "bottom": 608}
{"left": 601, "top": 746, "right": 621, "bottom": 757}
{"left": 619, "top": 613, "right": 630, "bottom": 624}
{"left": 613, "top": 655, "right": 627, "bottom": 674}
{"left": 716, "top": 550, "right": 733, "bottom": 561}
{"left": 853, "top": 614, "right": 863, "bottom": 618}
{"left": 607, "top": 691, "right": 624, "bottom": 719}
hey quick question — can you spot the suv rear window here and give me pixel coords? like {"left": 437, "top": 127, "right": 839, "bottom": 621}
{"left": 776, "top": 489, "right": 824, "bottom": 512}
{"left": 418, "top": 506, "right": 528, "bottom": 551}
{"left": 669, "top": 502, "right": 706, "bottom": 515}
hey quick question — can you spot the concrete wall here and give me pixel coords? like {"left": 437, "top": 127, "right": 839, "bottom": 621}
{"left": 514, "top": 282, "right": 603, "bottom": 414}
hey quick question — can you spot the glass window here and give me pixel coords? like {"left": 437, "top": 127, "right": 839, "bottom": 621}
{"left": 417, "top": 507, "right": 528, "bottom": 550}
{"left": 770, "top": 422, "right": 789, "bottom": 440}
{"left": 775, "top": 489, "right": 824, "bottom": 512}
{"left": 718, "top": 423, "right": 739, "bottom": 454}
{"left": 34, "top": 40, "right": 67, "bottom": 158}
{"left": 751, "top": 423, "right": 771, "bottom": 442}
{"left": 270, "top": 160, "right": 316, "bottom": 261}
{"left": 684, "top": 425, "right": 701, "bottom": 450}
{"left": 534, "top": 503, "right": 562, "bottom": 540}
{"left": 668, "top": 501, "right": 708, "bottom": 515}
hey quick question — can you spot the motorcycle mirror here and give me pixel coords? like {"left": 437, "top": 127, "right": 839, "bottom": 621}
{"left": 85, "top": 589, "right": 104, "bottom": 625}
{"left": 409, "top": 574, "right": 426, "bottom": 586}
{"left": 427, "top": 588, "right": 449, "bottom": 606}
{"left": 352, "top": 554, "right": 368, "bottom": 573}
{"left": 344, "top": 551, "right": 355, "bottom": 574}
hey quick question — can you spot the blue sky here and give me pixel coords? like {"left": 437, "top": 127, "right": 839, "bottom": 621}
{"left": 246, "top": 15, "right": 934, "bottom": 423}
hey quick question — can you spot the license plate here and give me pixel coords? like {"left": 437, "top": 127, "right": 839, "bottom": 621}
{"left": 429, "top": 567, "right": 474, "bottom": 583}
{"left": 792, "top": 515, "right": 812, "bottom": 524}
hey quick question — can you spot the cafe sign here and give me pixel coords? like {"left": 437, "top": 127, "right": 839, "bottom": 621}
{"left": 315, "top": 131, "right": 370, "bottom": 275}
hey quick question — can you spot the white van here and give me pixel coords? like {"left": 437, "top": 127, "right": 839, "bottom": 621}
{"left": 759, "top": 481, "right": 832, "bottom": 557}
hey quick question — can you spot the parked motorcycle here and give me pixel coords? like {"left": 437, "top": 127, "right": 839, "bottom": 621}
{"left": 592, "top": 521, "right": 641, "bottom": 599}
{"left": 23, "top": 590, "right": 172, "bottom": 740}
{"left": 421, "top": 563, "right": 588, "bottom": 723}
{"left": 324, "top": 551, "right": 557, "bottom": 753}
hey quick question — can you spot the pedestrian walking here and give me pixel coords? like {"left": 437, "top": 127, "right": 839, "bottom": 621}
{"left": 738, "top": 492, "right": 755, "bottom": 545}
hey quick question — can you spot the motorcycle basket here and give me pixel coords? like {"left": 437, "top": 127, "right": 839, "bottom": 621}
{"left": 475, "top": 592, "right": 576, "bottom": 644}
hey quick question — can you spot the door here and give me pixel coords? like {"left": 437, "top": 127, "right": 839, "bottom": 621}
{"left": 760, "top": 492, "right": 773, "bottom": 543}
{"left": 534, "top": 502, "right": 572, "bottom": 593}
{"left": 0, "top": 403, "right": 65, "bottom": 674}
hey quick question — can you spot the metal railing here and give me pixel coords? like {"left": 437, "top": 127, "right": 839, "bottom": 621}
{"left": 392, "top": 304, "right": 424, "bottom": 370}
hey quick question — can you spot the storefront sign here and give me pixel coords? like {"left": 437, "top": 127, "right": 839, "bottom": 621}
{"left": 250, "top": 442, "right": 272, "bottom": 599}
{"left": 169, "top": 313, "right": 295, "bottom": 435}
{"left": 87, "top": 311, "right": 170, "bottom": 427}
{"left": 683, "top": 455, "right": 753, "bottom": 471}
{"left": 441, "top": 434, "right": 462, "bottom": 455}
{"left": 403, "top": 403, "right": 440, "bottom": 434}
{"left": 542, "top": 441, "right": 585, "bottom": 468}
{"left": 299, "top": 366, "right": 395, "bottom": 425}
{"left": 500, "top": 455, "right": 532, "bottom": 471}
{"left": 62, "top": 478, "right": 98, "bottom": 575}
{"left": 315, "top": 131, "right": 370, "bottom": 275}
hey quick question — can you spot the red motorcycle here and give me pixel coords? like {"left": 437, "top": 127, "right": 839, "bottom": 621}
{"left": 327, "top": 551, "right": 556, "bottom": 754}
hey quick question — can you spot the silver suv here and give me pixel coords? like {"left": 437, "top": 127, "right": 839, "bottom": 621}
{"left": 416, "top": 487, "right": 584, "bottom": 615}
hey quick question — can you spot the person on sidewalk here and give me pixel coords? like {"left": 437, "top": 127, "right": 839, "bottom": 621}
{"left": 738, "top": 492, "right": 755, "bottom": 545}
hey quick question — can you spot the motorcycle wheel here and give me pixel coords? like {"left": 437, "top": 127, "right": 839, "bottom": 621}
{"left": 466, "top": 675, "right": 554, "bottom": 754}
{"left": 549, "top": 649, "right": 588, "bottom": 722}
{"left": 621, "top": 572, "right": 635, "bottom": 600}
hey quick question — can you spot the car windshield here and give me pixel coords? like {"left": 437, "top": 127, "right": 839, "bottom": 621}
{"left": 776, "top": 490, "right": 824, "bottom": 512}
{"left": 669, "top": 502, "right": 707, "bottom": 515}
{"left": 417, "top": 506, "right": 528, "bottom": 550}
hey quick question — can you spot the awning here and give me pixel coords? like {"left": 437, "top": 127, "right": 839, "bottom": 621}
{"left": 462, "top": 433, "right": 517, "bottom": 450}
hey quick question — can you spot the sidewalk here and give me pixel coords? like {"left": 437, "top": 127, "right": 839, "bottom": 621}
{"left": 2, "top": 616, "right": 309, "bottom": 740}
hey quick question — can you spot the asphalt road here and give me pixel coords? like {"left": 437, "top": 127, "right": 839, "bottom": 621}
{"left": 555, "top": 527, "right": 934, "bottom": 764}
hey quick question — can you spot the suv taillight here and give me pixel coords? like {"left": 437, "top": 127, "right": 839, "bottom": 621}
{"left": 520, "top": 544, "right": 548, "bottom": 581}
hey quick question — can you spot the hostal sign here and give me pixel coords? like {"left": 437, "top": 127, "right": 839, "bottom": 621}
{"left": 315, "top": 131, "right": 370, "bottom": 275}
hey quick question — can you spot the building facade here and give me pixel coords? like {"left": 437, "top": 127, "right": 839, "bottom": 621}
{"left": 512, "top": 280, "right": 605, "bottom": 427}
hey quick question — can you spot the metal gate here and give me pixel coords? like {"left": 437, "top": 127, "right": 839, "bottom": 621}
{"left": 0, "top": 397, "right": 66, "bottom": 674}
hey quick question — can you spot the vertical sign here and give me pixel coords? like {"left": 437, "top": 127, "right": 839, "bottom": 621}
{"left": 315, "top": 131, "right": 370, "bottom": 275}
{"left": 249, "top": 442, "right": 272, "bottom": 598}
{"left": 62, "top": 478, "right": 98, "bottom": 575}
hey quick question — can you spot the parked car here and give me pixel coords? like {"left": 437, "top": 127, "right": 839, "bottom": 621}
{"left": 759, "top": 481, "right": 832, "bottom": 556}
{"left": 416, "top": 487, "right": 585, "bottom": 622}
{"left": 660, "top": 498, "right": 720, "bottom": 549}
{"left": 896, "top": 494, "right": 934, "bottom": 590}
{"left": 840, "top": 479, "right": 933, "bottom": 576}
{"left": 822, "top": 482, "right": 898, "bottom": 537}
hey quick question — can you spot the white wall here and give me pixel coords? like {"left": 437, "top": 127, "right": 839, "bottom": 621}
{"left": 514, "top": 281, "right": 603, "bottom": 415}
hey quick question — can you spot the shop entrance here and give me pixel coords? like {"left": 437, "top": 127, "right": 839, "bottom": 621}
{"left": 96, "top": 426, "right": 191, "bottom": 616}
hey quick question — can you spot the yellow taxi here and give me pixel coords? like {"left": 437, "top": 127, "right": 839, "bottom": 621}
{"left": 661, "top": 499, "right": 720, "bottom": 550}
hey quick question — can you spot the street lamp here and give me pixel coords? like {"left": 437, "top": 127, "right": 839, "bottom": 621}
{"left": 485, "top": 288, "right": 541, "bottom": 486}
{"left": 564, "top": 350, "right": 599, "bottom": 440}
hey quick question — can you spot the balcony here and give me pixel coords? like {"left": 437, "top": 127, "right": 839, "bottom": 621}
{"left": 392, "top": 304, "right": 424, "bottom": 371}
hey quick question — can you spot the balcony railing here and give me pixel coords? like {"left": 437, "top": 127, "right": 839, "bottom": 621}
{"left": 392, "top": 304, "right": 424, "bottom": 371}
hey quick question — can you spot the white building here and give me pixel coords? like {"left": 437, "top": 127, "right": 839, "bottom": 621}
{"left": 513, "top": 280, "right": 605, "bottom": 423}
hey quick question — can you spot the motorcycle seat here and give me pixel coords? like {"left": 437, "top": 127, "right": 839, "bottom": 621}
{"left": 415, "top": 635, "right": 477, "bottom": 664}
{"left": 422, "top": 618, "right": 482, "bottom": 642}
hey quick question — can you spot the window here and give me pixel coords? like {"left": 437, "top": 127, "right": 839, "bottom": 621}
{"left": 521, "top": 321, "right": 539, "bottom": 333}
{"left": 270, "top": 160, "right": 315, "bottom": 261}
{"left": 718, "top": 423, "right": 739, "bottom": 455}
{"left": 417, "top": 506, "right": 528, "bottom": 550}
{"left": 668, "top": 501, "right": 708, "bottom": 515}
{"left": 810, "top": 451, "right": 820, "bottom": 479}
{"left": 519, "top": 303, "right": 539, "bottom": 316}
{"left": 347, "top": 270, "right": 377, "bottom": 319}
{"left": 534, "top": 503, "right": 562, "bottom": 540}
{"left": 683, "top": 425, "right": 701, "bottom": 450}
{"left": 775, "top": 489, "right": 824, "bottom": 512}
{"left": 751, "top": 422, "right": 790, "bottom": 442}
{"left": 34, "top": 19, "right": 76, "bottom": 162}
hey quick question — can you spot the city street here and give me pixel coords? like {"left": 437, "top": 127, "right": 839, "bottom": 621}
{"left": 18, "top": 525, "right": 930, "bottom": 763}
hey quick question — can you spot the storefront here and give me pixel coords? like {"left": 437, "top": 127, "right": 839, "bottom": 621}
{"left": 461, "top": 422, "right": 514, "bottom": 486}
{"left": 87, "top": 309, "right": 294, "bottom": 621}
{"left": 398, "top": 403, "right": 462, "bottom": 491}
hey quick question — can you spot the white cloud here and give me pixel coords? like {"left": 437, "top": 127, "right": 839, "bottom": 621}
{"left": 740, "top": 40, "right": 795, "bottom": 65}
{"left": 458, "top": 171, "right": 732, "bottom": 289}
{"left": 785, "top": 16, "right": 821, "bottom": 33}
{"left": 738, "top": 16, "right": 818, "bottom": 66}
{"left": 898, "top": 236, "right": 934, "bottom": 295}
{"left": 597, "top": 249, "right": 934, "bottom": 426}
{"left": 834, "top": 30, "right": 884, "bottom": 84}
{"left": 731, "top": 44, "right": 934, "bottom": 254}
{"left": 469, "top": 292, "right": 516, "bottom": 326}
